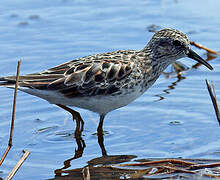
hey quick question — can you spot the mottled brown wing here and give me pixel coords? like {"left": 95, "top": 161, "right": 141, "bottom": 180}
{"left": 1, "top": 58, "right": 134, "bottom": 97}
{"left": 48, "top": 59, "right": 134, "bottom": 97}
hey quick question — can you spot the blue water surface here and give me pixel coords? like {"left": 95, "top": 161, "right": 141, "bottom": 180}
{"left": 0, "top": 0, "right": 220, "bottom": 179}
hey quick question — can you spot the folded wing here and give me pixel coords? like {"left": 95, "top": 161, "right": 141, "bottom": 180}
{"left": 0, "top": 56, "right": 134, "bottom": 97}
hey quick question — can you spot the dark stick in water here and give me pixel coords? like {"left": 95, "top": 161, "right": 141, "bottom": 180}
{"left": 206, "top": 79, "right": 220, "bottom": 125}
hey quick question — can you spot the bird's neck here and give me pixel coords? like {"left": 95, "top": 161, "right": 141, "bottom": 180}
{"left": 141, "top": 46, "right": 171, "bottom": 74}
{"left": 138, "top": 46, "right": 173, "bottom": 90}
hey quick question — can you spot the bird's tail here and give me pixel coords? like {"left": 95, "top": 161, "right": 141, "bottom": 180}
{"left": 0, "top": 73, "right": 64, "bottom": 89}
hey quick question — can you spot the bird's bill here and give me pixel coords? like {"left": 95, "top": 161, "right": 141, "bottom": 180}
{"left": 187, "top": 49, "right": 213, "bottom": 70}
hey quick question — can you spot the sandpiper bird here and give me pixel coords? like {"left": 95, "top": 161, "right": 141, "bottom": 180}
{"left": 0, "top": 29, "right": 213, "bottom": 134}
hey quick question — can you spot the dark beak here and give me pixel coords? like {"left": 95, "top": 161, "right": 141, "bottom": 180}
{"left": 187, "top": 49, "right": 213, "bottom": 70}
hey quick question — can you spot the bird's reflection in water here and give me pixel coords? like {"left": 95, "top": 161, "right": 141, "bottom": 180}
{"left": 54, "top": 124, "right": 137, "bottom": 179}
{"left": 54, "top": 121, "right": 108, "bottom": 177}
{"left": 54, "top": 135, "right": 86, "bottom": 176}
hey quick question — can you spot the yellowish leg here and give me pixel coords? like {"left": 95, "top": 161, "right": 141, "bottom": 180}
{"left": 56, "top": 104, "right": 84, "bottom": 136}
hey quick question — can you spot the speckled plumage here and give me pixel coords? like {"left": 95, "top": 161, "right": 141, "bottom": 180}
{"left": 0, "top": 28, "right": 213, "bottom": 130}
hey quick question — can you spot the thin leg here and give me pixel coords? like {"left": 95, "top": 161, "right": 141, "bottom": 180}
{"left": 97, "top": 114, "right": 105, "bottom": 134}
{"left": 56, "top": 104, "right": 84, "bottom": 136}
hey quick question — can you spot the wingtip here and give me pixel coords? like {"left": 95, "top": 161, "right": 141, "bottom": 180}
{"left": 0, "top": 77, "right": 5, "bottom": 81}
{"left": 0, "top": 76, "right": 17, "bottom": 87}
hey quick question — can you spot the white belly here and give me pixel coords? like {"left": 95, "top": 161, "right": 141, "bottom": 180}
{"left": 20, "top": 85, "right": 145, "bottom": 115}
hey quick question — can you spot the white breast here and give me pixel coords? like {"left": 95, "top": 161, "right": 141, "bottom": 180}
{"left": 19, "top": 85, "right": 145, "bottom": 115}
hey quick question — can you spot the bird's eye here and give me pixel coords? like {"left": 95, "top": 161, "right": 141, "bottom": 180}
{"left": 173, "top": 40, "right": 182, "bottom": 46}
{"left": 158, "top": 41, "right": 170, "bottom": 47}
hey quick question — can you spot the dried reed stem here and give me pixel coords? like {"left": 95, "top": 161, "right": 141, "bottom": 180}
{"left": 0, "top": 60, "right": 21, "bottom": 166}
{"left": 190, "top": 41, "right": 220, "bottom": 55}
{"left": 115, "top": 159, "right": 196, "bottom": 167}
{"left": 5, "top": 150, "right": 30, "bottom": 180}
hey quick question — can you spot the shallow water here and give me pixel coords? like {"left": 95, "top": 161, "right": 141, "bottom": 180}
{"left": 0, "top": 0, "right": 220, "bottom": 179}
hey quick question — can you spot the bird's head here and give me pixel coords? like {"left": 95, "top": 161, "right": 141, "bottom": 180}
{"left": 145, "top": 28, "right": 213, "bottom": 70}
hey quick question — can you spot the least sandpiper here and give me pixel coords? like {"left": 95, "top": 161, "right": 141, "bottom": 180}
{"left": 0, "top": 28, "right": 213, "bottom": 134}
